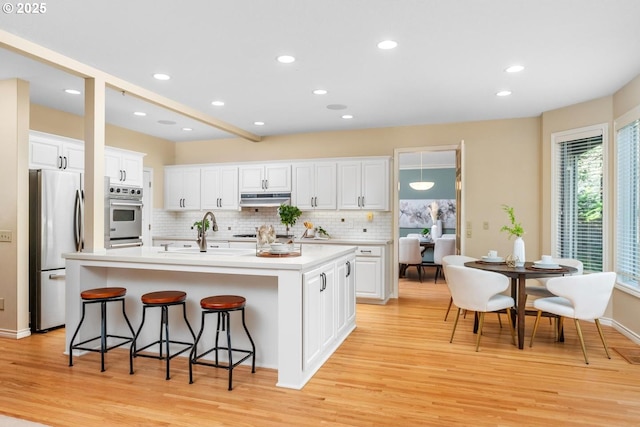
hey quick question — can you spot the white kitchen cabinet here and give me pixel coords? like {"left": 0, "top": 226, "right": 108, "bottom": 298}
{"left": 303, "top": 262, "right": 336, "bottom": 369}
{"left": 337, "top": 158, "right": 389, "bottom": 210}
{"left": 201, "top": 165, "right": 239, "bottom": 210}
{"left": 29, "top": 131, "right": 84, "bottom": 172}
{"left": 105, "top": 147, "right": 145, "bottom": 187}
{"left": 239, "top": 163, "right": 291, "bottom": 193}
{"left": 355, "top": 245, "right": 387, "bottom": 301}
{"left": 335, "top": 253, "right": 356, "bottom": 337}
{"left": 292, "top": 161, "right": 337, "bottom": 210}
{"left": 164, "top": 166, "right": 201, "bottom": 210}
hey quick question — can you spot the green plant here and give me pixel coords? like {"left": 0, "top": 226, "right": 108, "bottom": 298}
{"left": 193, "top": 219, "right": 210, "bottom": 232}
{"left": 316, "top": 226, "right": 330, "bottom": 237}
{"left": 500, "top": 205, "right": 524, "bottom": 238}
{"left": 421, "top": 227, "right": 430, "bottom": 236}
{"left": 278, "top": 204, "right": 302, "bottom": 234}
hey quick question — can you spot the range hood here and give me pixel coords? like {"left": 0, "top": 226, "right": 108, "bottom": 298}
{"left": 239, "top": 192, "right": 291, "bottom": 208}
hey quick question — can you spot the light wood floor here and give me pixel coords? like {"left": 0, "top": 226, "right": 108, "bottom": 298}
{"left": 2, "top": 271, "right": 640, "bottom": 427}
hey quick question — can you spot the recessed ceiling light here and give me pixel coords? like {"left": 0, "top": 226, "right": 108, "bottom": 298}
{"left": 133, "top": 111, "right": 147, "bottom": 116}
{"left": 254, "top": 121, "right": 265, "bottom": 126}
{"left": 276, "top": 55, "right": 296, "bottom": 64}
{"left": 342, "top": 115, "right": 354, "bottom": 119}
{"left": 182, "top": 127, "right": 193, "bottom": 131}
{"left": 313, "top": 89, "right": 328, "bottom": 95}
{"left": 153, "top": 73, "right": 171, "bottom": 81}
{"left": 505, "top": 65, "right": 525, "bottom": 73}
{"left": 211, "top": 100, "right": 225, "bottom": 106}
{"left": 377, "top": 40, "right": 398, "bottom": 50}
{"left": 64, "top": 89, "right": 81, "bottom": 95}
{"left": 496, "top": 90, "right": 512, "bottom": 97}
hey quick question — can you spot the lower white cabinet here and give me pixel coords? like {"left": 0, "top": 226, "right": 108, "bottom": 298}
{"left": 152, "top": 239, "right": 229, "bottom": 249}
{"left": 303, "top": 262, "right": 336, "bottom": 369}
{"left": 336, "top": 254, "right": 356, "bottom": 337}
{"left": 355, "top": 245, "right": 387, "bottom": 302}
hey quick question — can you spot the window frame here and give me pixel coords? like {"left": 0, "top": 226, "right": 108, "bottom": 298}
{"left": 550, "top": 123, "right": 609, "bottom": 273}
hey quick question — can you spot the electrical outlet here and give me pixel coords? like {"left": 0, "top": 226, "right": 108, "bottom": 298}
{"left": 0, "top": 230, "right": 12, "bottom": 242}
{"left": 483, "top": 221, "right": 489, "bottom": 230}
{"left": 466, "top": 228, "right": 472, "bottom": 238}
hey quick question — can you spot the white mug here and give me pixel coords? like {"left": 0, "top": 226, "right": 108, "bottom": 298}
{"left": 488, "top": 250, "right": 498, "bottom": 258}
{"left": 541, "top": 255, "right": 553, "bottom": 264}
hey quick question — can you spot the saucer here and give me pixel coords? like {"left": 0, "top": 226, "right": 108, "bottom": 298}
{"left": 533, "top": 261, "right": 561, "bottom": 269}
{"left": 481, "top": 256, "right": 504, "bottom": 263}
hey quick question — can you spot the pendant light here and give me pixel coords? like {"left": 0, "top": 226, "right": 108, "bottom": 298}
{"left": 409, "top": 152, "right": 435, "bottom": 191}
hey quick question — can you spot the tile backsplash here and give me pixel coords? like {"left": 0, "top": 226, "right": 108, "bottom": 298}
{"left": 153, "top": 208, "right": 392, "bottom": 241}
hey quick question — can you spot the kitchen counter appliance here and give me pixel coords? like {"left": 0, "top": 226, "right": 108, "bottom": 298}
{"left": 104, "top": 179, "right": 143, "bottom": 248}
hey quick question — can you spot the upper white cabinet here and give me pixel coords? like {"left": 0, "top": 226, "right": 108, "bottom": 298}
{"left": 105, "top": 147, "right": 145, "bottom": 187}
{"left": 201, "top": 165, "right": 239, "bottom": 210}
{"left": 239, "top": 163, "right": 291, "bottom": 193}
{"left": 337, "top": 158, "right": 389, "bottom": 210}
{"left": 164, "top": 166, "right": 201, "bottom": 210}
{"left": 292, "top": 161, "right": 337, "bottom": 210}
{"left": 29, "top": 131, "right": 84, "bottom": 172}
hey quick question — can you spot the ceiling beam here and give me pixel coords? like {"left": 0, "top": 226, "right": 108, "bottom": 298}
{"left": 0, "top": 29, "right": 262, "bottom": 142}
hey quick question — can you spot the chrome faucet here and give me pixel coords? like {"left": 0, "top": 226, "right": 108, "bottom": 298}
{"left": 198, "top": 211, "right": 219, "bottom": 252}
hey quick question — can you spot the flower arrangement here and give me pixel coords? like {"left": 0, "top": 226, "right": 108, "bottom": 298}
{"left": 500, "top": 205, "right": 524, "bottom": 238}
{"left": 429, "top": 201, "right": 439, "bottom": 223}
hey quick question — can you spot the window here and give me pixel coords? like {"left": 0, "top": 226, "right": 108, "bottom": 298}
{"left": 615, "top": 110, "right": 640, "bottom": 289}
{"left": 552, "top": 125, "right": 607, "bottom": 273}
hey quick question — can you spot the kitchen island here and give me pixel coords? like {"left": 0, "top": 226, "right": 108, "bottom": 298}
{"left": 63, "top": 244, "right": 357, "bottom": 389}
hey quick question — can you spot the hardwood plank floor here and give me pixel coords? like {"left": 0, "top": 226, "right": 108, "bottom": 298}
{"left": 2, "top": 272, "right": 640, "bottom": 426}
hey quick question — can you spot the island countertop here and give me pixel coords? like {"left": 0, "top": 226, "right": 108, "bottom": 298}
{"left": 64, "top": 244, "right": 358, "bottom": 389}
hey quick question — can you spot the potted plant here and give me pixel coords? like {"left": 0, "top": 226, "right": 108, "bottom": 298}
{"left": 278, "top": 204, "right": 302, "bottom": 237}
{"left": 316, "top": 226, "right": 330, "bottom": 238}
{"left": 500, "top": 204, "right": 525, "bottom": 265}
{"left": 193, "top": 218, "right": 210, "bottom": 237}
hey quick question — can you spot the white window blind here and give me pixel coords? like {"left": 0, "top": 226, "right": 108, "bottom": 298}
{"left": 616, "top": 118, "right": 640, "bottom": 287}
{"left": 554, "top": 135, "right": 603, "bottom": 272}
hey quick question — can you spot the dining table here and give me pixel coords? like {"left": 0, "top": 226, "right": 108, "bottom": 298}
{"left": 464, "top": 260, "right": 578, "bottom": 349}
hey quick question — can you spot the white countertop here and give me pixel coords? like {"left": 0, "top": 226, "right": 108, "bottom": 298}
{"left": 153, "top": 235, "right": 392, "bottom": 245}
{"left": 63, "top": 244, "right": 357, "bottom": 271}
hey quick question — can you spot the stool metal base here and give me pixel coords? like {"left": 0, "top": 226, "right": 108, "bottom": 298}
{"left": 68, "top": 296, "right": 135, "bottom": 372}
{"left": 130, "top": 301, "right": 196, "bottom": 380}
{"left": 189, "top": 306, "right": 256, "bottom": 390}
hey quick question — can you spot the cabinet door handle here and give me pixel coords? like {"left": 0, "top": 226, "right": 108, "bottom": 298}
{"left": 123, "top": 170, "right": 127, "bottom": 181}
{"left": 314, "top": 196, "right": 317, "bottom": 207}
{"left": 58, "top": 156, "right": 63, "bottom": 169}
{"left": 360, "top": 250, "right": 372, "bottom": 254}
{"left": 361, "top": 196, "right": 365, "bottom": 207}
{"left": 265, "top": 179, "right": 269, "bottom": 189}
{"left": 346, "top": 261, "right": 351, "bottom": 277}
{"left": 320, "top": 272, "right": 326, "bottom": 292}
{"left": 63, "top": 156, "right": 68, "bottom": 169}
{"left": 357, "top": 196, "right": 362, "bottom": 207}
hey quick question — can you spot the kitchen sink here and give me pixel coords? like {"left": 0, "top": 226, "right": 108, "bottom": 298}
{"left": 157, "top": 247, "right": 254, "bottom": 256}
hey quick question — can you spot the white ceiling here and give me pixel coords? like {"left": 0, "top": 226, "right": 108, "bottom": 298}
{"left": 1, "top": 0, "right": 640, "bottom": 143}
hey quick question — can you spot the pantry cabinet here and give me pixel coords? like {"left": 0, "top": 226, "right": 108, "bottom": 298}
{"left": 337, "top": 158, "right": 389, "bottom": 210}
{"left": 200, "top": 165, "right": 239, "bottom": 210}
{"left": 164, "top": 166, "right": 201, "bottom": 210}
{"left": 292, "top": 161, "right": 337, "bottom": 210}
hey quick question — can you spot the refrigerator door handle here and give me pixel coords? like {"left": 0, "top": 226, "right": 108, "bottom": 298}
{"left": 74, "top": 189, "right": 84, "bottom": 252}
{"left": 48, "top": 273, "right": 66, "bottom": 280}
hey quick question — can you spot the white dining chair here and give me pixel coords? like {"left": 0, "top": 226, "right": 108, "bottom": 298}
{"left": 444, "top": 265, "right": 516, "bottom": 351}
{"left": 441, "top": 255, "right": 477, "bottom": 321}
{"left": 399, "top": 237, "right": 424, "bottom": 282}
{"left": 529, "top": 271, "right": 616, "bottom": 364}
{"left": 526, "top": 258, "right": 584, "bottom": 300}
{"left": 424, "top": 237, "right": 456, "bottom": 283}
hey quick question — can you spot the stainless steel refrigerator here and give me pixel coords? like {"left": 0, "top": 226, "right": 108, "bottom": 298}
{"left": 29, "top": 169, "right": 83, "bottom": 332}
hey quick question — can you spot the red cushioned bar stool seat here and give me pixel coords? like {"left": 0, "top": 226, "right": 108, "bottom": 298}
{"left": 129, "top": 290, "right": 195, "bottom": 380}
{"left": 68, "top": 287, "right": 135, "bottom": 372}
{"left": 189, "top": 295, "right": 256, "bottom": 390}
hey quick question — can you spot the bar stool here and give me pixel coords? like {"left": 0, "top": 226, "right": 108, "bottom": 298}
{"left": 68, "top": 287, "right": 135, "bottom": 372}
{"left": 189, "top": 295, "right": 256, "bottom": 390}
{"left": 129, "top": 290, "right": 195, "bottom": 380}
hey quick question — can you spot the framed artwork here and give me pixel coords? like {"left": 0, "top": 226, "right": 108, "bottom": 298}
{"left": 399, "top": 199, "right": 456, "bottom": 228}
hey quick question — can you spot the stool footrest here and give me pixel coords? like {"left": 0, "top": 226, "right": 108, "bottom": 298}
{"left": 71, "top": 334, "right": 133, "bottom": 354}
{"left": 192, "top": 347, "right": 254, "bottom": 370}
{"left": 133, "top": 340, "right": 193, "bottom": 361}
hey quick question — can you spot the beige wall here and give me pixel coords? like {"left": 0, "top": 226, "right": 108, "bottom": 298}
{"left": 30, "top": 104, "right": 175, "bottom": 208}
{"left": 0, "top": 79, "right": 30, "bottom": 335}
{"left": 176, "top": 117, "right": 542, "bottom": 259}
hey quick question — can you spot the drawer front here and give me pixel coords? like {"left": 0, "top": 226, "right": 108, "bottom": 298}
{"left": 356, "top": 246, "right": 382, "bottom": 257}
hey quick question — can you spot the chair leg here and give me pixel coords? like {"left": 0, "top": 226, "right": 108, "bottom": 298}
{"left": 417, "top": 265, "right": 423, "bottom": 283}
{"left": 444, "top": 297, "right": 453, "bottom": 321}
{"left": 505, "top": 308, "right": 516, "bottom": 346}
{"left": 529, "top": 310, "right": 543, "bottom": 347}
{"left": 450, "top": 308, "right": 461, "bottom": 343}
{"left": 574, "top": 319, "right": 589, "bottom": 364}
{"left": 496, "top": 312, "right": 503, "bottom": 329}
{"left": 594, "top": 318, "right": 611, "bottom": 359}
{"left": 475, "top": 312, "right": 485, "bottom": 352}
